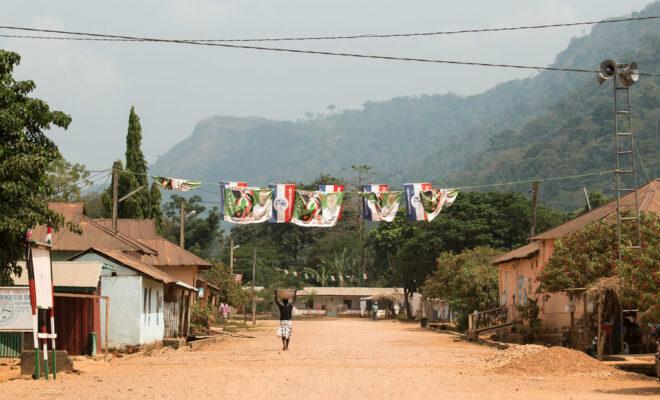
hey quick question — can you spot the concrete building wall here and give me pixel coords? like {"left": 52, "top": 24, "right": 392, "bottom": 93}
{"left": 155, "top": 266, "right": 198, "bottom": 287}
{"left": 139, "top": 278, "right": 165, "bottom": 344}
{"left": 497, "top": 238, "right": 591, "bottom": 331}
{"left": 100, "top": 276, "right": 141, "bottom": 348}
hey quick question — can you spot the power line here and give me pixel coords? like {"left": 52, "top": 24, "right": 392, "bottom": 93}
{"left": 454, "top": 170, "right": 616, "bottom": 190}
{"left": 1, "top": 15, "right": 658, "bottom": 43}
{"left": 2, "top": 26, "right": 659, "bottom": 76}
{"left": 108, "top": 168, "right": 617, "bottom": 194}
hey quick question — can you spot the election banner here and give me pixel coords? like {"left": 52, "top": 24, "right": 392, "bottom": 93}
{"left": 361, "top": 185, "right": 402, "bottom": 222}
{"left": 269, "top": 183, "right": 297, "bottom": 223}
{"left": 291, "top": 190, "right": 345, "bottom": 227}
{"left": 219, "top": 181, "right": 247, "bottom": 218}
{"left": 223, "top": 187, "right": 273, "bottom": 224}
{"left": 403, "top": 183, "right": 432, "bottom": 221}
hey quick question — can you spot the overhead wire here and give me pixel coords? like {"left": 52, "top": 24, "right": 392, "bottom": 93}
{"left": 1, "top": 15, "right": 658, "bottom": 43}
{"left": 1, "top": 25, "right": 660, "bottom": 76}
{"left": 104, "top": 168, "right": 619, "bottom": 194}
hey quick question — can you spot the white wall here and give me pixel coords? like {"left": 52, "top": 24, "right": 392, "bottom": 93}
{"left": 139, "top": 278, "right": 165, "bottom": 345}
{"left": 100, "top": 276, "right": 141, "bottom": 348}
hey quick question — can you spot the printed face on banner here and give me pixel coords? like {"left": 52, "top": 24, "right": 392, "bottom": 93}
{"left": 291, "top": 190, "right": 345, "bottom": 227}
{"left": 223, "top": 187, "right": 273, "bottom": 224}
{"left": 31, "top": 246, "right": 53, "bottom": 309}
{"left": 362, "top": 191, "right": 402, "bottom": 222}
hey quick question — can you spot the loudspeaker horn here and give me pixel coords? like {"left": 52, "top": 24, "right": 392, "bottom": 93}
{"left": 618, "top": 61, "right": 639, "bottom": 87}
{"left": 597, "top": 59, "right": 617, "bottom": 85}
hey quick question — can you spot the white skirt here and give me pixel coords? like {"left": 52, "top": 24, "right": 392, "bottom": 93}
{"left": 277, "top": 320, "right": 293, "bottom": 339}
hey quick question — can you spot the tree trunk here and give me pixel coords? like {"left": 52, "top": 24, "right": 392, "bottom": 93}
{"left": 403, "top": 287, "right": 413, "bottom": 320}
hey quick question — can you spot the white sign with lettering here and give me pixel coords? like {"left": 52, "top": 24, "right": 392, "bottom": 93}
{"left": 0, "top": 287, "right": 32, "bottom": 331}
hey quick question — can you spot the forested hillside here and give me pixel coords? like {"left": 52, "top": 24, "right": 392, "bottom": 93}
{"left": 151, "top": 2, "right": 660, "bottom": 210}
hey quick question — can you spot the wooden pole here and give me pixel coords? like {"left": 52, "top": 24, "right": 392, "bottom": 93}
{"left": 597, "top": 295, "right": 604, "bottom": 360}
{"left": 179, "top": 199, "right": 186, "bottom": 248}
{"left": 251, "top": 246, "right": 257, "bottom": 325}
{"left": 529, "top": 181, "right": 540, "bottom": 241}
{"left": 229, "top": 238, "right": 234, "bottom": 276}
{"left": 569, "top": 293, "right": 575, "bottom": 349}
{"left": 105, "top": 297, "right": 110, "bottom": 354}
{"left": 583, "top": 187, "right": 592, "bottom": 211}
{"left": 111, "top": 161, "right": 120, "bottom": 232}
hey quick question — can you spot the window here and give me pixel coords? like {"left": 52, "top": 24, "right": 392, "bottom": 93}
{"left": 156, "top": 290, "right": 160, "bottom": 326}
{"left": 143, "top": 287, "right": 148, "bottom": 324}
{"left": 343, "top": 299, "right": 352, "bottom": 309}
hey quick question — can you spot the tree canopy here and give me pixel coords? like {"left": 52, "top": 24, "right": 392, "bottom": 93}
{"left": 0, "top": 50, "right": 71, "bottom": 281}
{"left": 422, "top": 246, "right": 502, "bottom": 329}
{"left": 537, "top": 212, "right": 659, "bottom": 322}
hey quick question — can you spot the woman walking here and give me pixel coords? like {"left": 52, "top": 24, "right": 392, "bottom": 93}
{"left": 274, "top": 290, "right": 297, "bottom": 351}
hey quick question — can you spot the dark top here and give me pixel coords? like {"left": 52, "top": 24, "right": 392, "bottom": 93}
{"left": 274, "top": 294, "right": 296, "bottom": 320}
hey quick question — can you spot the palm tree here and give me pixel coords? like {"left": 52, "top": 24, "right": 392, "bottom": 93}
{"left": 319, "top": 248, "right": 355, "bottom": 287}
{"left": 303, "top": 265, "right": 331, "bottom": 287}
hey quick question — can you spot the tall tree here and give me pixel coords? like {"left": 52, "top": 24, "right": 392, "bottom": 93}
{"left": 124, "top": 106, "right": 151, "bottom": 218}
{"left": 103, "top": 107, "right": 163, "bottom": 223}
{"left": 0, "top": 50, "right": 72, "bottom": 282}
{"left": 47, "top": 157, "right": 91, "bottom": 201}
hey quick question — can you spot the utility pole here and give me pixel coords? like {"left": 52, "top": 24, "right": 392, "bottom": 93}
{"left": 179, "top": 199, "right": 186, "bottom": 248}
{"left": 111, "top": 161, "right": 120, "bottom": 232}
{"left": 229, "top": 238, "right": 234, "bottom": 276}
{"left": 529, "top": 181, "right": 540, "bottom": 241}
{"left": 251, "top": 246, "right": 257, "bottom": 326}
{"left": 583, "top": 187, "right": 592, "bottom": 211}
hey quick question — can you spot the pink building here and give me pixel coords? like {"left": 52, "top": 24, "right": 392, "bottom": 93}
{"left": 493, "top": 179, "right": 658, "bottom": 331}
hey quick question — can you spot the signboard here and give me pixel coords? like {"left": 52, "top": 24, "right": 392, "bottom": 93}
{"left": 31, "top": 245, "right": 53, "bottom": 308}
{"left": 0, "top": 287, "right": 32, "bottom": 331}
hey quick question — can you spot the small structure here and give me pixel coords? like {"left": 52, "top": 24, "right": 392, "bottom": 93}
{"left": 493, "top": 179, "right": 658, "bottom": 332}
{"left": 11, "top": 261, "right": 103, "bottom": 356}
{"left": 294, "top": 287, "right": 420, "bottom": 318}
{"left": 69, "top": 248, "right": 195, "bottom": 349}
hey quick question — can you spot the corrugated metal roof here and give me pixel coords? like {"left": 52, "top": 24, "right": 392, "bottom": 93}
{"left": 95, "top": 219, "right": 158, "bottom": 239}
{"left": 34, "top": 204, "right": 156, "bottom": 254}
{"left": 13, "top": 261, "right": 102, "bottom": 288}
{"left": 73, "top": 249, "right": 177, "bottom": 284}
{"left": 492, "top": 242, "right": 540, "bottom": 265}
{"left": 297, "top": 287, "right": 404, "bottom": 297}
{"left": 533, "top": 179, "right": 659, "bottom": 240}
{"left": 95, "top": 219, "right": 211, "bottom": 268}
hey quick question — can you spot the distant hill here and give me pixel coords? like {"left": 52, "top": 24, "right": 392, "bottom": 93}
{"left": 151, "top": 2, "right": 660, "bottom": 210}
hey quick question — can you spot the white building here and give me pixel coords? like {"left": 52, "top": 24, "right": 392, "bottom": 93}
{"left": 70, "top": 248, "right": 193, "bottom": 349}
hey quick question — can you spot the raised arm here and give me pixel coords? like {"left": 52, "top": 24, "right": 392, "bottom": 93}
{"left": 274, "top": 290, "right": 283, "bottom": 307}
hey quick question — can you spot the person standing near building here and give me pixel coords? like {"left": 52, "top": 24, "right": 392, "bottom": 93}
{"left": 274, "top": 290, "right": 297, "bottom": 351}
{"left": 371, "top": 301, "right": 379, "bottom": 320}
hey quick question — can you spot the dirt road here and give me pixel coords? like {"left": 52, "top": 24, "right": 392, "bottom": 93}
{"left": 1, "top": 319, "right": 657, "bottom": 399}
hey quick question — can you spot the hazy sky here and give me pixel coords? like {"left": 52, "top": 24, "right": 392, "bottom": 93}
{"left": 2, "top": 0, "right": 653, "bottom": 170}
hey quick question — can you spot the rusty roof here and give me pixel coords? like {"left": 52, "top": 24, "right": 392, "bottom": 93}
{"left": 14, "top": 261, "right": 102, "bottom": 288}
{"left": 49, "top": 202, "right": 85, "bottom": 224}
{"left": 492, "top": 241, "right": 540, "bottom": 265}
{"left": 137, "top": 238, "right": 211, "bottom": 268}
{"left": 533, "top": 179, "right": 659, "bottom": 240}
{"left": 35, "top": 203, "right": 156, "bottom": 254}
{"left": 95, "top": 219, "right": 158, "bottom": 239}
{"left": 95, "top": 219, "right": 211, "bottom": 268}
{"left": 71, "top": 248, "right": 177, "bottom": 284}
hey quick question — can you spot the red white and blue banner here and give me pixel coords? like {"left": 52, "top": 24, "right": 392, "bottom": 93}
{"left": 405, "top": 183, "right": 459, "bottom": 222}
{"left": 361, "top": 184, "right": 401, "bottom": 222}
{"left": 269, "top": 183, "right": 297, "bottom": 223}
{"left": 403, "top": 183, "right": 432, "bottom": 221}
